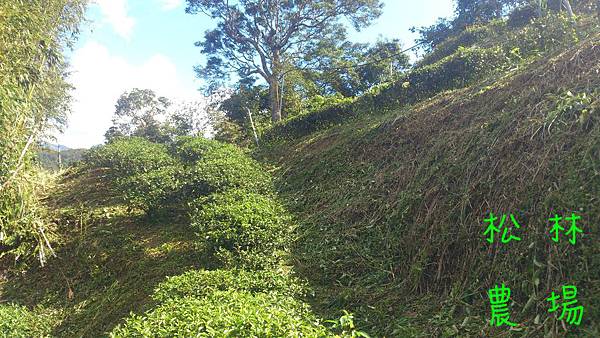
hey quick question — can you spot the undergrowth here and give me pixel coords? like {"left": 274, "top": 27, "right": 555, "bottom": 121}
{"left": 263, "top": 13, "right": 598, "bottom": 143}
{"left": 0, "top": 167, "right": 207, "bottom": 337}
{"left": 1, "top": 11, "right": 599, "bottom": 338}
{"left": 257, "top": 32, "right": 600, "bottom": 336}
{"left": 1, "top": 137, "right": 364, "bottom": 337}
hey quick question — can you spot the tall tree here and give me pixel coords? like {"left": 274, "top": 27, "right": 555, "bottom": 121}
{"left": 105, "top": 88, "right": 229, "bottom": 143}
{"left": 186, "top": 0, "right": 383, "bottom": 122}
{"left": 105, "top": 89, "right": 172, "bottom": 143}
{"left": 453, "top": 0, "right": 526, "bottom": 28}
{"left": 539, "top": 0, "right": 577, "bottom": 17}
{"left": 413, "top": 0, "right": 541, "bottom": 51}
{"left": 306, "top": 38, "right": 410, "bottom": 96}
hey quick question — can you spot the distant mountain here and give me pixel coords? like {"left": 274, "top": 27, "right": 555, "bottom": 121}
{"left": 39, "top": 141, "right": 71, "bottom": 152}
{"left": 36, "top": 143, "right": 87, "bottom": 171}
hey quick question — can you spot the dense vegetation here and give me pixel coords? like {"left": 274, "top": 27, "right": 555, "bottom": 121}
{"left": 1, "top": 0, "right": 599, "bottom": 337}
{"left": 0, "top": 0, "right": 85, "bottom": 265}
{"left": 1, "top": 136, "right": 367, "bottom": 336}
{"left": 258, "top": 15, "right": 600, "bottom": 338}
{"left": 110, "top": 270, "right": 329, "bottom": 337}
{"left": 264, "top": 12, "right": 598, "bottom": 142}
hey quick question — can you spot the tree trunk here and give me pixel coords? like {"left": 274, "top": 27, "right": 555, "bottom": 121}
{"left": 562, "top": 0, "right": 574, "bottom": 17}
{"left": 245, "top": 107, "right": 260, "bottom": 147}
{"left": 270, "top": 48, "right": 282, "bottom": 123}
{"left": 494, "top": 0, "right": 502, "bottom": 19}
{"left": 269, "top": 77, "right": 282, "bottom": 122}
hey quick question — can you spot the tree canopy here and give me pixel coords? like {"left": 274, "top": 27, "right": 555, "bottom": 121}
{"left": 104, "top": 88, "right": 218, "bottom": 144}
{"left": 186, "top": 0, "right": 384, "bottom": 122}
{"left": 411, "top": 0, "right": 582, "bottom": 51}
{"left": 105, "top": 89, "right": 172, "bottom": 143}
{"left": 306, "top": 38, "right": 410, "bottom": 97}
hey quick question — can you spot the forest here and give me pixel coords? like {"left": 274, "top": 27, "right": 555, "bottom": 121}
{"left": 1, "top": 0, "right": 599, "bottom": 337}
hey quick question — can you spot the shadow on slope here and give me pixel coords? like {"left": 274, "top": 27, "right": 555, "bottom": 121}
{"left": 0, "top": 167, "right": 211, "bottom": 337}
{"left": 260, "top": 35, "right": 600, "bottom": 336}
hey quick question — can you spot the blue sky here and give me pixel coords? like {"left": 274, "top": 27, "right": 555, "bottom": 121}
{"left": 60, "top": 0, "right": 454, "bottom": 148}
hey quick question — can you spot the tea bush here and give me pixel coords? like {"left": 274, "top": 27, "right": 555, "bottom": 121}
{"left": 503, "top": 14, "right": 580, "bottom": 58}
{"left": 83, "top": 138, "right": 183, "bottom": 212}
{"left": 83, "top": 136, "right": 274, "bottom": 215}
{"left": 418, "top": 20, "right": 506, "bottom": 66}
{"left": 387, "top": 46, "right": 509, "bottom": 102}
{"left": 265, "top": 45, "right": 510, "bottom": 141}
{"left": 120, "top": 164, "right": 185, "bottom": 213}
{"left": 110, "top": 290, "right": 330, "bottom": 337}
{"left": 0, "top": 304, "right": 57, "bottom": 338}
{"left": 189, "top": 189, "right": 289, "bottom": 269}
{"left": 301, "top": 94, "right": 356, "bottom": 115}
{"left": 351, "top": 81, "right": 393, "bottom": 114}
{"left": 185, "top": 145, "right": 273, "bottom": 197}
{"left": 84, "top": 137, "right": 175, "bottom": 178}
{"left": 420, "top": 13, "right": 585, "bottom": 67}
{"left": 264, "top": 13, "right": 598, "bottom": 143}
{"left": 152, "top": 269, "right": 307, "bottom": 303}
{"left": 264, "top": 97, "right": 356, "bottom": 141}
{"left": 170, "top": 136, "right": 223, "bottom": 164}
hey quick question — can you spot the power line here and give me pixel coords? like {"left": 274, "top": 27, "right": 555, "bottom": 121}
{"left": 319, "top": 41, "right": 426, "bottom": 73}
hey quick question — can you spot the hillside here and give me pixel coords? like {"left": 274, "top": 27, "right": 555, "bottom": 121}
{"left": 1, "top": 7, "right": 599, "bottom": 338}
{"left": 258, "top": 33, "right": 600, "bottom": 336}
{"left": 0, "top": 139, "right": 355, "bottom": 337}
{"left": 37, "top": 147, "right": 86, "bottom": 171}
{"left": 0, "top": 168, "right": 205, "bottom": 336}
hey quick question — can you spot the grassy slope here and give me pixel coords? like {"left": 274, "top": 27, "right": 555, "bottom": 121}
{"left": 0, "top": 21, "right": 597, "bottom": 338}
{"left": 258, "top": 34, "right": 600, "bottom": 336}
{"left": 0, "top": 168, "right": 210, "bottom": 337}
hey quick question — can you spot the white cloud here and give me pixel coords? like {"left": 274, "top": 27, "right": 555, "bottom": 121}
{"left": 158, "top": 0, "right": 183, "bottom": 10}
{"left": 94, "top": 0, "right": 135, "bottom": 40}
{"left": 59, "top": 41, "right": 202, "bottom": 148}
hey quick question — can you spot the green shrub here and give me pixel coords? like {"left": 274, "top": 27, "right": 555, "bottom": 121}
{"left": 420, "top": 13, "right": 586, "bottom": 68}
{"left": 373, "top": 45, "right": 511, "bottom": 109}
{"left": 170, "top": 136, "right": 223, "bottom": 164}
{"left": 83, "top": 137, "right": 182, "bottom": 212}
{"left": 120, "top": 164, "right": 185, "bottom": 213}
{"left": 189, "top": 189, "right": 289, "bottom": 269}
{"left": 0, "top": 304, "right": 58, "bottom": 338}
{"left": 302, "top": 94, "right": 355, "bottom": 114}
{"left": 264, "top": 97, "right": 356, "bottom": 141}
{"left": 110, "top": 290, "right": 330, "bottom": 337}
{"left": 265, "top": 45, "right": 511, "bottom": 141}
{"left": 395, "top": 46, "right": 509, "bottom": 102}
{"left": 83, "top": 137, "right": 273, "bottom": 214}
{"left": 185, "top": 146, "right": 272, "bottom": 197}
{"left": 418, "top": 20, "right": 506, "bottom": 67}
{"left": 504, "top": 14, "right": 580, "bottom": 58}
{"left": 152, "top": 269, "right": 307, "bottom": 303}
{"left": 84, "top": 137, "right": 175, "bottom": 178}
{"left": 265, "top": 13, "right": 597, "bottom": 143}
